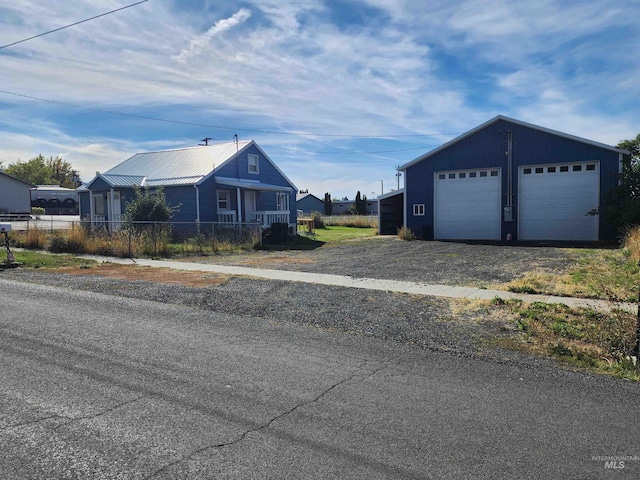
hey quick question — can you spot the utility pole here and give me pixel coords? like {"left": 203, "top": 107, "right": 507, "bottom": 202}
{"left": 380, "top": 180, "right": 383, "bottom": 195}
{"left": 395, "top": 166, "right": 402, "bottom": 190}
{"left": 199, "top": 137, "right": 213, "bottom": 146}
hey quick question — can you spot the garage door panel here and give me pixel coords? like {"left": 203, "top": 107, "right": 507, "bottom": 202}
{"left": 519, "top": 163, "right": 599, "bottom": 241}
{"left": 435, "top": 169, "right": 501, "bottom": 240}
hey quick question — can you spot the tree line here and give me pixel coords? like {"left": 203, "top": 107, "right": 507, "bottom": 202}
{"left": 0, "top": 154, "right": 80, "bottom": 188}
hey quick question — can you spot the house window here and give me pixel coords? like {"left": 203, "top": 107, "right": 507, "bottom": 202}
{"left": 573, "top": 165, "right": 582, "bottom": 172}
{"left": 535, "top": 167, "right": 544, "bottom": 174}
{"left": 413, "top": 204, "right": 425, "bottom": 216}
{"left": 560, "top": 166, "right": 569, "bottom": 172}
{"left": 523, "top": 168, "right": 532, "bottom": 175}
{"left": 480, "top": 171, "right": 488, "bottom": 177}
{"left": 248, "top": 154, "right": 259, "bottom": 174}
{"left": 586, "top": 164, "right": 596, "bottom": 171}
{"left": 276, "top": 192, "right": 289, "bottom": 211}
{"left": 459, "top": 172, "right": 466, "bottom": 178}
{"left": 490, "top": 170, "right": 499, "bottom": 176}
{"left": 469, "top": 172, "right": 477, "bottom": 178}
{"left": 217, "top": 190, "right": 230, "bottom": 210}
{"left": 548, "top": 166, "right": 556, "bottom": 173}
{"left": 438, "top": 174, "right": 446, "bottom": 180}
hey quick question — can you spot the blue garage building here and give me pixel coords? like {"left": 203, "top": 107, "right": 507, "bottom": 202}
{"left": 399, "top": 116, "right": 629, "bottom": 242}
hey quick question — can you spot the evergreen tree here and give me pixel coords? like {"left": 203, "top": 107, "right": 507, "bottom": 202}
{"left": 323, "top": 192, "right": 333, "bottom": 215}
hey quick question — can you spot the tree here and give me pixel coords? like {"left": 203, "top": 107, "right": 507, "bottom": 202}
{"left": 323, "top": 192, "right": 333, "bottom": 215}
{"left": 3, "top": 154, "right": 80, "bottom": 188}
{"left": 123, "top": 187, "right": 178, "bottom": 223}
{"left": 601, "top": 134, "right": 640, "bottom": 229}
{"left": 354, "top": 191, "right": 367, "bottom": 215}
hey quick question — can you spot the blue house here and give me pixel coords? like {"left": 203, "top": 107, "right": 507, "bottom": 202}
{"left": 399, "top": 115, "right": 629, "bottom": 242}
{"left": 296, "top": 193, "right": 324, "bottom": 215}
{"left": 77, "top": 140, "right": 297, "bottom": 233}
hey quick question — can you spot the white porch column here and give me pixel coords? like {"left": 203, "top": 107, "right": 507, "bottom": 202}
{"left": 110, "top": 188, "right": 115, "bottom": 231}
{"left": 89, "top": 193, "right": 95, "bottom": 225}
{"left": 236, "top": 187, "right": 242, "bottom": 224}
{"left": 194, "top": 185, "right": 200, "bottom": 223}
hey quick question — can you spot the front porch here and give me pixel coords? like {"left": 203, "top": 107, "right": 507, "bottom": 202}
{"left": 214, "top": 178, "right": 295, "bottom": 230}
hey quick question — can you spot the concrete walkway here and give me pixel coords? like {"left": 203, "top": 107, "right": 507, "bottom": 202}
{"left": 79, "top": 255, "right": 635, "bottom": 313}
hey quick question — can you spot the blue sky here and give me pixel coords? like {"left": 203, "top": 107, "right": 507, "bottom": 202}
{"left": 1, "top": 0, "right": 639, "bottom": 199}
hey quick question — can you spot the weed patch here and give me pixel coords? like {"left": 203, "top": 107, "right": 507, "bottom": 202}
{"left": 486, "top": 299, "right": 639, "bottom": 380}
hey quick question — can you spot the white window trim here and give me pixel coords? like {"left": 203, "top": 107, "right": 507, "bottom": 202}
{"left": 413, "top": 203, "right": 425, "bottom": 216}
{"left": 217, "top": 190, "right": 230, "bottom": 210}
{"left": 248, "top": 154, "right": 259, "bottom": 174}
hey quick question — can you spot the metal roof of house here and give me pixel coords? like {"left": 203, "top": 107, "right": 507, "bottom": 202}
{"left": 105, "top": 141, "right": 252, "bottom": 180}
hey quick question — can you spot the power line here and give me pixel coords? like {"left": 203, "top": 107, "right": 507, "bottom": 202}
{"left": 0, "top": 89, "right": 461, "bottom": 139}
{"left": 0, "top": 0, "right": 150, "bottom": 50}
{"left": 264, "top": 144, "right": 441, "bottom": 155}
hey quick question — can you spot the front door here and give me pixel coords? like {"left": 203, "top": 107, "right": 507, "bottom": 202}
{"left": 106, "top": 191, "right": 122, "bottom": 230}
{"left": 244, "top": 190, "right": 256, "bottom": 222}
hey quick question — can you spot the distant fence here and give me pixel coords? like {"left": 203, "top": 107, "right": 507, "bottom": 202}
{"left": 322, "top": 215, "right": 378, "bottom": 228}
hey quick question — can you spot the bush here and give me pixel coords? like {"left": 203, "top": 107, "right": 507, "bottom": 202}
{"left": 31, "top": 207, "right": 45, "bottom": 217}
{"left": 311, "top": 211, "right": 325, "bottom": 229}
{"left": 397, "top": 226, "right": 416, "bottom": 241}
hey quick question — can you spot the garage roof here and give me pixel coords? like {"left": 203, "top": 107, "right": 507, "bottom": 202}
{"left": 399, "top": 115, "right": 630, "bottom": 171}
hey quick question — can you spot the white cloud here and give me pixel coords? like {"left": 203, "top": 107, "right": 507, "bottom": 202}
{"left": 173, "top": 8, "right": 252, "bottom": 62}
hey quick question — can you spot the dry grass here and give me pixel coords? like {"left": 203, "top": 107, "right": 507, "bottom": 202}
{"left": 623, "top": 226, "right": 640, "bottom": 262}
{"left": 464, "top": 297, "right": 639, "bottom": 380}
{"left": 397, "top": 226, "right": 416, "bottom": 241}
{"left": 51, "top": 263, "right": 229, "bottom": 288}
{"left": 502, "top": 249, "right": 639, "bottom": 302}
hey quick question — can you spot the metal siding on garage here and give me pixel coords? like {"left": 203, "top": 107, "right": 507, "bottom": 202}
{"left": 518, "top": 162, "right": 599, "bottom": 241}
{"left": 434, "top": 169, "right": 501, "bottom": 240}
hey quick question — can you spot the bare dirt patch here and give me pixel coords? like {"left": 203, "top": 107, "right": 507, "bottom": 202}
{"left": 46, "top": 264, "right": 229, "bottom": 288}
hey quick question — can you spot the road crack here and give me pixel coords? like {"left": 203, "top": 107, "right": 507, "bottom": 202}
{"left": 1, "top": 396, "right": 145, "bottom": 432}
{"left": 145, "top": 362, "right": 387, "bottom": 479}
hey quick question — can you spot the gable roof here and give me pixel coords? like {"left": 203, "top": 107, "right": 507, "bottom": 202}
{"left": 399, "top": 115, "right": 630, "bottom": 171}
{"left": 296, "top": 193, "right": 322, "bottom": 202}
{"left": 107, "top": 141, "right": 251, "bottom": 179}
{"left": 0, "top": 170, "right": 34, "bottom": 187}
{"left": 81, "top": 140, "right": 296, "bottom": 191}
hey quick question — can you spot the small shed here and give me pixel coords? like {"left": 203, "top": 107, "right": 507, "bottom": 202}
{"left": 0, "top": 171, "right": 32, "bottom": 218}
{"left": 296, "top": 193, "right": 324, "bottom": 215}
{"left": 378, "top": 189, "right": 404, "bottom": 235}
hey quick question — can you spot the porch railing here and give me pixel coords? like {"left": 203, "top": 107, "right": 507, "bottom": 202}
{"left": 217, "top": 212, "right": 237, "bottom": 224}
{"left": 255, "top": 211, "right": 290, "bottom": 228}
{"left": 218, "top": 210, "right": 290, "bottom": 228}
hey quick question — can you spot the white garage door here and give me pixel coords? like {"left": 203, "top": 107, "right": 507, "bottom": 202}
{"left": 434, "top": 169, "right": 501, "bottom": 240}
{"left": 519, "top": 163, "right": 599, "bottom": 241}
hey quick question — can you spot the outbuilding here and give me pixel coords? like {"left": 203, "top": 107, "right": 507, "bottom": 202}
{"left": 0, "top": 171, "right": 32, "bottom": 218}
{"left": 399, "top": 115, "right": 629, "bottom": 242}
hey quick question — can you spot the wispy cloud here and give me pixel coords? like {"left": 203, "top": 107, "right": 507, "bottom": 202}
{"left": 173, "top": 8, "right": 252, "bottom": 62}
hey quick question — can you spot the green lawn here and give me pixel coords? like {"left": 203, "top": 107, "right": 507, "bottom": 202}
{"left": 5, "top": 250, "right": 97, "bottom": 269}
{"left": 300, "top": 225, "right": 378, "bottom": 243}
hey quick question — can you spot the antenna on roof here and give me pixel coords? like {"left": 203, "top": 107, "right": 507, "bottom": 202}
{"left": 199, "top": 137, "right": 213, "bottom": 146}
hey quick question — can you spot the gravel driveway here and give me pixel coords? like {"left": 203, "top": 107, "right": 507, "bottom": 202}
{"left": 0, "top": 238, "right": 593, "bottom": 370}
{"left": 186, "top": 237, "right": 579, "bottom": 287}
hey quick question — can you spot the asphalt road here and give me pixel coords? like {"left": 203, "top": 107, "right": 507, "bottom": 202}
{"left": 1, "top": 278, "right": 639, "bottom": 479}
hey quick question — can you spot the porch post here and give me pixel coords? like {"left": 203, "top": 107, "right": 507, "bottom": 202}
{"left": 89, "top": 192, "right": 95, "bottom": 225}
{"left": 110, "top": 188, "right": 115, "bottom": 232}
{"left": 236, "top": 187, "right": 242, "bottom": 224}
